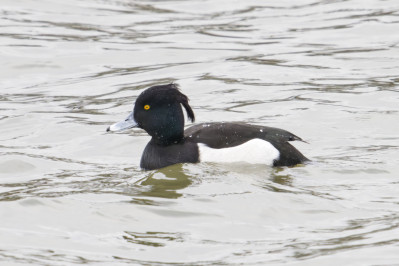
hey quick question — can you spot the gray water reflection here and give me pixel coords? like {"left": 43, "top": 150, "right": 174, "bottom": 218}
{"left": 133, "top": 164, "right": 193, "bottom": 199}
{"left": 1, "top": 0, "right": 399, "bottom": 265}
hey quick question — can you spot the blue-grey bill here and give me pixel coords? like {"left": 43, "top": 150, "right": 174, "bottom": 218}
{"left": 106, "top": 111, "right": 138, "bottom": 132}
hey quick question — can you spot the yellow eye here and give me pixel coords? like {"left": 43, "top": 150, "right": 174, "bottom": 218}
{"left": 144, "top": 104, "right": 150, "bottom": 110}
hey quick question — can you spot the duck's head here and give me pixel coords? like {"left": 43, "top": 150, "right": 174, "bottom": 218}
{"left": 107, "top": 83, "right": 195, "bottom": 145}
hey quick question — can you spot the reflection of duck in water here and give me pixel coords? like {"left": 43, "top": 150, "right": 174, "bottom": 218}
{"left": 136, "top": 164, "right": 192, "bottom": 199}
{"left": 107, "top": 84, "right": 309, "bottom": 170}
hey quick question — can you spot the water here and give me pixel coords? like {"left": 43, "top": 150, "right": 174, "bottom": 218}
{"left": 1, "top": 0, "right": 399, "bottom": 265}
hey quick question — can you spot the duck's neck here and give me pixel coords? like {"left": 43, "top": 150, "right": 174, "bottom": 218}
{"left": 150, "top": 117, "right": 185, "bottom": 145}
{"left": 151, "top": 130, "right": 184, "bottom": 145}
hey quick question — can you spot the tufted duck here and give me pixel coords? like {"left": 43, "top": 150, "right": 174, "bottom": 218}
{"left": 107, "top": 84, "right": 309, "bottom": 170}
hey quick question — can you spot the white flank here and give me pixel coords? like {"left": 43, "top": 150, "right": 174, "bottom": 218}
{"left": 198, "top": 139, "right": 280, "bottom": 165}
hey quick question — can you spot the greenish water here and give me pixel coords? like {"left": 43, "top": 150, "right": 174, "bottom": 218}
{"left": 1, "top": 0, "right": 399, "bottom": 265}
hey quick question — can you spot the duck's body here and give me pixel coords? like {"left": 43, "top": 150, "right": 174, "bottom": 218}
{"left": 107, "top": 84, "right": 309, "bottom": 170}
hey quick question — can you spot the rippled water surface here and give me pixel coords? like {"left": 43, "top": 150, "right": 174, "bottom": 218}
{"left": 1, "top": 0, "right": 399, "bottom": 265}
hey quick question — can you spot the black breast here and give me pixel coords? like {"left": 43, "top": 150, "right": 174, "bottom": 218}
{"left": 140, "top": 139, "right": 199, "bottom": 170}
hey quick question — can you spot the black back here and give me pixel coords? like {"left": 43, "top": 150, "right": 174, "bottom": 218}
{"left": 185, "top": 122, "right": 309, "bottom": 167}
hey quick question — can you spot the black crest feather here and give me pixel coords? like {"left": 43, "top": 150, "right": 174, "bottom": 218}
{"left": 169, "top": 83, "right": 195, "bottom": 123}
